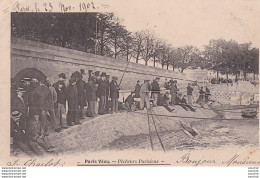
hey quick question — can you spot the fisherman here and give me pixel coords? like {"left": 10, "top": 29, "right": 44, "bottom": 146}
{"left": 187, "top": 83, "right": 193, "bottom": 105}
{"left": 134, "top": 80, "right": 141, "bottom": 98}
{"left": 86, "top": 78, "right": 97, "bottom": 117}
{"left": 204, "top": 86, "right": 211, "bottom": 103}
{"left": 76, "top": 74, "right": 87, "bottom": 119}
{"left": 54, "top": 81, "right": 68, "bottom": 129}
{"left": 157, "top": 92, "right": 174, "bottom": 112}
{"left": 176, "top": 94, "right": 195, "bottom": 112}
{"left": 151, "top": 77, "right": 160, "bottom": 106}
{"left": 124, "top": 91, "right": 135, "bottom": 112}
{"left": 27, "top": 108, "right": 55, "bottom": 155}
{"left": 105, "top": 74, "right": 111, "bottom": 113}
{"left": 66, "top": 78, "right": 80, "bottom": 126}
{"left": 31, "top": 78, "right": 53, "bottom": 136}
{"left": 10, "top": 111, "right": 34, "bottom": 156}
{"left": 140, "top": 80, "right": 151, "bottom": 110}
{"left": 97, "top": 72, "right": 107, "bottom": 115}
{"left": 110, "top": 76, "right": 120, "bottom": 113}
{"left": 46, "top": 78, "right": 60, "bottom": 132}
{"left": 170, "top": 80, "right": 178, "bottom": 105}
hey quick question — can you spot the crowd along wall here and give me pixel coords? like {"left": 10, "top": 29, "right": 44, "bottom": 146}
{"left": 11, "top": 37, "right": 187, "bottom": 91}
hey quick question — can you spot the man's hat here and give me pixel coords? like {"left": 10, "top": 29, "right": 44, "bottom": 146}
{"left": 131, "top": 91, "right": 135, "bottom": 94}
{"left": 14, "top": 87, "right": 26, "bottom": 92}
{"left": 144, "top": 79, "right": 150, "bottom": 82}
{"left": 95, "top": 71, "right": 100, "bottom": 76}
{"left": 101, "top": 72, "right": 106, "bottom": 77}
{"left": 137, "top": 80, "right": 140, "bottom": 83}
{"left": 21, "top": 78, "right": 32, "bottom": 82}
{"left": 156, "top": 77, "right": 160, "bottom": 80}
{"left": 112, "top": 76, "right": 118, "bottom": 81}
{"left": 59, "top": 73, "right": 66, "bottom": 79}
{"left": 11, "top": 111, "right": 22, "bottom": 119}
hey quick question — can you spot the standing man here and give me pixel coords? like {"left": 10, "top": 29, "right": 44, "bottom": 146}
{"left": 151, "top": 77, "right": 160, "bottom": 106}
{"left": 97, "top": 72, "right": 107, "bottom": 115}
{"left": 86, "top": 78, "right": 97, "bottom": 117}
{"left": 66, "top": 78, "right": 80, "bottom": 126}
{"left": 140, "top": 80, "right": 151, "bottom": 110}
{"left": 110, "top": 76, "right": 120, "bottom": 113}
{"left": 77, "top": 74, "right": 87, "bottom": 120}
{"left": 31, "top": 78, "right": 53, "bottom": 136}
{"left": 46, "top": 78, "right": 60, "bottom": 132}
{"left": 11, "top": 87, "right": 27, "bottom": 130}
{"left": 54, "top": 81, "right": 68, "bottom": 129}
{"left": 134, "top": 80, "right": 141, "bottom": 98}
{"left": 105, "top": 75, "right": 111, "bottom": 113}
{"left": 187, "top": 83, "right": 193, "bottom": 105}
{"left": 170, "top": 80, "right": 178, "bottom": 105}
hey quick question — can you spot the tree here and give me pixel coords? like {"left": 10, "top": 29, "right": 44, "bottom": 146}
{"left": 132, "top": 31, "right": 145, "bottom": 63}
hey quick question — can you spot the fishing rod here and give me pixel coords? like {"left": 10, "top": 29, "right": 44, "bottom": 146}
{"left": 119, "top": 60, "right": 131, "bottom": 87}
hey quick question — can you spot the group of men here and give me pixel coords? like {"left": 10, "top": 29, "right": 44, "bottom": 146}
{"left": 10, "top": 69, "right": 211, "bottom": 156}
{"left": 10, "top": 70, "right": 121, "bottom": 156}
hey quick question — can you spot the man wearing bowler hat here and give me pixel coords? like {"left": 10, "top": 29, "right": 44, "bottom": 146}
{"left": 11, "top": 87, "right": 28, "bottom": 130}
{"left": 97, "top": 72, "right": 107, "bottom": 115}
{"left": 11, "top": 111, "right": 34, "bottom": 156}
{"left": 110, "top": 76, "right": 120, "bottom": 113}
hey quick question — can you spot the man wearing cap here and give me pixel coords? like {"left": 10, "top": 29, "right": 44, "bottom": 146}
{"left": 11, "top": 111, "right": 34, "bottom": 156}
{"left": 54, "top": 81, "right": 68, "bottom": 129}
{"left": 66, "top": 78, "right": 80, "bottom": 125}
{"left": 27, "top": 109, "right": 55, "bottom": 155}
{"left": 97, "top": 72, "right": 107, "bottom": 115}
{"left": 170, "top": 80, "right": 179, "bottom": 105}
{"left": 151, "top": 77, "right": 160, "bottom": 106}
{"left": 11, "top": 87, "right": 28, "bottom": 130}
{"left": 31, "top": 78, "right": 53, "bottom": 135}
{"left": 86, "top": 78, "right": 97, "bottom": 117}
{"left": 110, "top": 76, "right": 120, "bottom": 113}
{"left": 140, "top": 80, "right": 151, "bottom": 110}
{"left": 76, "top": 74, "right": 87, "bottom": 120}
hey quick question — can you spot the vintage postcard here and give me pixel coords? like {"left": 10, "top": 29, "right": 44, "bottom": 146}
{"left": 0, "top": 0, "right": 259, "bottom": 167}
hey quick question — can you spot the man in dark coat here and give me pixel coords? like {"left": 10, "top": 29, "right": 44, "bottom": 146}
{"left": 105, "top": 75, "right": 110, "bottom": 113}
{"left": 54, "top": 81, "right": 68, "bottom": 129}
{"left": 86, "top": 78, "right": 97, "bottom": 117}
{"left": 76, "top": 74, "right": 87, "bottom": 119}
{"left": 11, "top": 87, "right": 28, "bottom": 130}
{"left": 170, "top": 80, "right": 178, "bottom": 105}
{"left": 66, "top": 78, "right": 80, "bottom": 125}
{"left": 53, "top": 73, "right": 67, "bottom": 89}
{"left": 187, "top": 83, "right": 193, "bottom": 105}
{"left": 97, "top": 72, "right": 107, "bottom": 115}
{"left": 27, "top": 109, "right": 55, "bottom": 156}
{"left": 151, "top": 77, "right": 160, "bottom": 106}
{"left": 134, "top": 80, "right": 141, "bottom": 98}
{"left": 110, "top": 76, "right": 120, "bottom": 113}
{"left": 10, "top": 111, "right": 34, "bottom": 156}
{"left": 31, "top": 78, "right": 53, "bottom": 135}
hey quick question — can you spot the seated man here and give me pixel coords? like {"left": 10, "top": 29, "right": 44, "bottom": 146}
{"left": 125, "top": 92, "right": 135, "bottom": 112}
{"left": 175, "top": 94, "right": 195, "bottom": 112}
{"left": 157, "top": 92, "right": 174, "bottom": 112}
{"left": 27, "top": 109, "right": 55, "bottom": 156}
{"left": 11, "top": 111, "right": 34, "bottom": 156}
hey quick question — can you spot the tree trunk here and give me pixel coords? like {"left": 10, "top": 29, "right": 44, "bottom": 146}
{"left": 253, "top": 72, "right": 256, "bottom": 81}
{"left": 166, "top": 63, "right": 169, "bottom": 70}
{"left": 145, "top": 60, "right": 148, "bottom": 65}
{"left": 217, "top": 70, "right": 219, "bottom": 80}
{"left": 153, "top": 56, "right": 156, "bottom": 67}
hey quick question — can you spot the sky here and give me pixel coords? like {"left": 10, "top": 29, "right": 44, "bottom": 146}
{"left": 99, "top": 0, "right": 260, "bottom": 49}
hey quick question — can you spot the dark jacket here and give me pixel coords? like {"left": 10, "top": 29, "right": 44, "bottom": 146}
{"left": 125, "top": 94, "right": 134, "bottom": 105}
{"left": 170, "top": 84, "right": 178, "bottom": 94}
{"left": 77, "top": 79, "right": 87, "bottom": 106}
{"left": 66, "top": 84, "right": 79, "bottom": 110}
{"left": 11, "top": 120, "right": 27, "bottom": 145}
{"left": 110, "top": 80, "right": 120, "bottom": 99}
{"left": 86, "top": 82, "right": 97, "bottom": 101}
{"left": 151, "top": 81, "right": 160, "bottom": 94}
{"left": 105, "top": 79, "right": 110, "bottom": 98}
{"left": 97, "top": 79, "right": 107, "bottom": 97}
{"left": 26, "top": 119, "right": 44, "bottom": 142}
{"left": 187, "top": 86, "right": 193, "bottom": 95}
{"left": 12, "top": 95, "right": 27, "bottom": 115}
{"left": 134, "top": 84, "right": 141, "bottom": 98}
{"left": 55, "top": 87, "right": 67, "bottom": 105}
{"left": 31, "top": 85, "right": 53, "bottom": 111}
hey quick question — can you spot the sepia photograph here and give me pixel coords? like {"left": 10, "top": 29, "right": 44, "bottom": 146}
{"left": 0, "top": 0, "right": 259, "bottom": 167}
